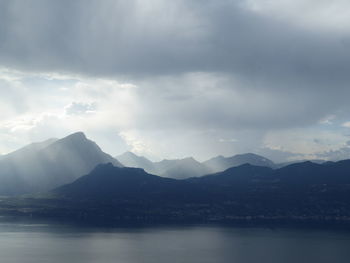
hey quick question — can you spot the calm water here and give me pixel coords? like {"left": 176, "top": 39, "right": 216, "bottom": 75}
{"left": 1, "top": 218, "right": 350, "bottom": 263}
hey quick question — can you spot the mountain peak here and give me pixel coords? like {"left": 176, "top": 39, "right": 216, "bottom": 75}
{"left": 64, "top": 131, "right": 87, "bottom": 140}
{"left": 203, "top": 152, "right": 275, "bottom": 173}
{"left": 209, "top": 155, "right": 225, "bottom": 161}
{"left": 181, "top": 157, "right": 197, "bottom": 162}
{"left": 121, "top": 151, "right": 139, "bottom": 158}
{"left": 283, "top": 160, "right": 321, "bottom": 169}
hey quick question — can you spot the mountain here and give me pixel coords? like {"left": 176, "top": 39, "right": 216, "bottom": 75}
{"left": 154, "top": 157, "right": 211, "bottom": 179}
{"left": 275, "top": 160, "right": 350, "bottom": 185}
{"left": 55, "top": 162, "right": 274, "bottom": 200}
{"left": 116, "top": 152, "right": 211, "bottom": 179}
{"left": 54, "top": 163, "right": 197, "bottom": 202}
{"left": 189, "top": 164, "right": 274, "bottom": 186}
{"left": 116, "top": 151, "right": 157, "bottom": 174}
{"left": 0, "top": 132, "right": 122, "bottom": 195}
{"left": 203, "top": 153, "right": 276, "bottom": 172}
{"left": 195, "top": 160, "right": 350, "bottom": 187}
{"left": 275, "top": 159, "right": 326, "bottom": 169}
{"left": 52, "top": 160, "right": 350, "bottom": 199}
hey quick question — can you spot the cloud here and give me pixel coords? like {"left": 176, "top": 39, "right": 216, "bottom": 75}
{"left": 0, "top": 71, "right": 133, "bottom": 154}
{"left": 1, "top": 1, "right": 350, "bottom": 161}
{"left": 64, "top": 102, "right": 96, "bottom": 116}
{"left": 342, "top": 122, "right": 350, "bottom": 128}
{"left": 244, "top": 0, "right": 350, "bottom": 33}
{"left": 262, "top": 128, "right": 349, "bottom": 157}
{"left": 219, "top": 138, "right": 238, "bottom": 143}
{"left": 315, "top": 143, "right": 350, "bottom": 161}
{"left": 0, "top": 0, "right": 349, "bottom": 84}
{"left": 319, "top": 115, "right": 336, "bottom": 125}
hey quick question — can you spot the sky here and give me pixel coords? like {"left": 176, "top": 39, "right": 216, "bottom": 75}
{"left": 1, "top": 0, "right": 350, "bottom": 162}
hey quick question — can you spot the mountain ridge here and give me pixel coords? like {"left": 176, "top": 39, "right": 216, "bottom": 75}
{"left": 116, "top": 151, "right": 278, "bottom": 179}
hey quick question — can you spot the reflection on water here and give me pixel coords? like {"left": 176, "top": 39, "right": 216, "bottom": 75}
{"left": 0, "top": 218, "right": 350, "bottom": 263}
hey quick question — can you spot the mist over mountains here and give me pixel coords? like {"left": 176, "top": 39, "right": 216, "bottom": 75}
{"left": 0, "top": 131, "right": 349, "bottom": 224}
{"left": 0, "top": 131, "right": 330, "bottom": 196}
{"left": 117, "top": 152, "right": 211, "bottom": 179}
{"left": 0, "top": 132, "right": 122, "bottom": 195}
{"left": 116, "top": 152, "right": 277, "bottom": 179}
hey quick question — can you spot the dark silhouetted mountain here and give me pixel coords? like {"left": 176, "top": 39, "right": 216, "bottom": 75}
{"left": 54, "top": 163, "right": 205, "bottom": 203}
{"left": 116, "top": 151, "right": 157, "bottom": 174}
{"left": 196, "top": 160, "right": 350, "bottom": 187}
{"left": 55, "top": 163, "right": 272, "bottom": 200}
{"left": 203, "top": 153, "right": 276, "bottom": 172}
{"left": 275, "top": 159, "right": 326, "bottom": 169}
{"left": 189, "top": 164, "right": 274, "bottom": 186}
{"left": 0, "top": 132, "right": 122, "bottom": 195}
{"left": 275, "top": 160, "right": 350, "bottom": 185}
{"left": 322, "top": 161, "right": 336, "bottom": 166}
{"left": 38, "top": 160, "right": 350, "bottom": 223}
{"left": 53, "top": 159, "right": 350, "bottom": 201}
{"left": 3, "top": 156, "right": 350, "bottom": 224}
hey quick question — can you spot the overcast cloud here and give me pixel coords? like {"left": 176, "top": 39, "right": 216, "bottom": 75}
{"left": 0, "top": 0, "right": 350, "bottom": 162}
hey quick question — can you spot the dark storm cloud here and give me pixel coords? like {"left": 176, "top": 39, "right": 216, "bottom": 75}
{"left": 1, "top": 0, "right": 349, "bottom": 116}
{"left": 0, "top": 0, "right": 349, "bottom": 84}
{"left": 1, "top": 0, "right": 350, "bottom": 160}
{"left": 0, "top": 0, "right": 202, "bottom": 75}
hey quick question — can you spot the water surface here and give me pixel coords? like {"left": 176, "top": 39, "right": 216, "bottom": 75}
{"left": 1, "top": 218, "right": 349, "bottom": 263}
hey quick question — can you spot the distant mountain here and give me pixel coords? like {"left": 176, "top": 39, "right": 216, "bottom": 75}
{"left": 154, "top": 157, "right": 211, "bottom": 179}
{"left": 117, "top": 152, "right": 276, "bottom": 179}
{"left": 116, "top": 151, "right": 157, "bottom": 174}
{"left": 203, "top": 153, "right": 276, "bottom": 172}
{"left": 116, "top": 152, "right": 211, "bottom": 179}
{"left": 0, "top": 132, "right": 122, "bottom": 195}
{"left": 275, "top": 159, "right": 326, "bottom": 169}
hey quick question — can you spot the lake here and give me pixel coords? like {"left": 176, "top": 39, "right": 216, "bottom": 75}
{"left": 1, "top": 218, "right": 350, "bottom": 263}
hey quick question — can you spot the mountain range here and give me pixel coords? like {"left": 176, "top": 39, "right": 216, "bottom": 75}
{"left": 0, "top": 131, "right": 349, "bottom": 224}
{"left": 10, "top": 160, "right": 348, "bottom": 223}
{"left": 116, "top": 152, "right": 277, "bottom": 179}
{"left": 203, "top": 153, "right": 276, "bottom": 171}
{"left": 55, "top": 160, "right": 350, "bottom": 201}
{"left": 0, "top": 132, "right": 331, "bottom": 196}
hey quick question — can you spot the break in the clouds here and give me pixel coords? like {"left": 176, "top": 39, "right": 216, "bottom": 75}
{"left": 1, "top": 0, "right": 350, "bottom": 162}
